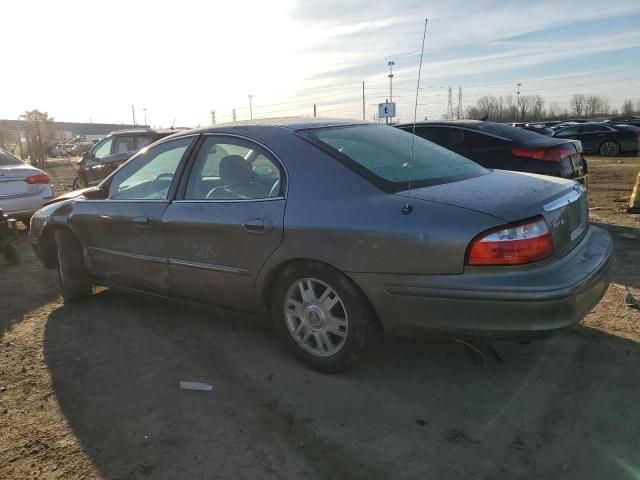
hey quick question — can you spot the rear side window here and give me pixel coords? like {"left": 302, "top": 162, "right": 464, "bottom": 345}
{"left": 0, "top": 149, "right": 23, "bottom": 166}
{"left": 580, "top": 125, "right": 613, "bottom": 133}
{"left": 304, "top": 124, "right": 488, "bottom": 191}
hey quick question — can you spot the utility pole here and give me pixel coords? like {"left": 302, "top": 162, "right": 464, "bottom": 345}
{"left": 143, "top": 108, "right": 147, "bottom": 126}
{"left": 313, "top": 104, "right": 317, "bottom": 117}
{"left": 248, "top": 94, "right": 253, "bottom": 120}
{"left": 516, "top": 82, "right": 522, "bottom": 122}
{"left": 232, "top": 109, "right": 237, "bottom": 123}
{"left": 131, "top": 105, "right": 136, "bottom": 126}
{"left": 457, "top": 87, "right": 463, "bottom": 120}
{"left": 362, "top": 81, "right": 365, "bottom": 120}
{"left": 211, "top": 110, "right": 216, "bottom": 125}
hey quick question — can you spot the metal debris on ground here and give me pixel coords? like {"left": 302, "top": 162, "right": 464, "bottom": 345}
{"left": 624, "top": 287, "right": 639, "bottom": 309}
{"left": 453, "top": 339, "right": 487, "bottom": 367}
{"left": 179, "top": 381, "right": 213, "bottom": 392}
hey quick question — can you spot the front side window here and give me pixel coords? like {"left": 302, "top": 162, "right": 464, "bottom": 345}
{"left": 135, "top": 136, "right": 153, "bottom": 150}
{"left": 93, "top": 137, "right": 113, "bottom": 160}
{"left": 184, "top": 136, "right": 282, "bottom": 200}
{"left": 555, "top": 126, "right": 580, "bottom": 136}
{"left": 580, "top": 125, "right": 613, "bottom": 133}
{"left": 303, "top": 124, "right": 487, "bottom": 191}
{"left": 107, "top": 137, "right": 193, "bottom": 200}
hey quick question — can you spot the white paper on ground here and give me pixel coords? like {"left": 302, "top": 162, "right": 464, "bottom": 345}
{"left": 179, "top": 381, "right": 213, "bottom": 392}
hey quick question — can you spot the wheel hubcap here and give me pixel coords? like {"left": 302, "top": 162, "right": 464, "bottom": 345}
{"left": 284, "top": 278, "right": 348, "bottom": 357}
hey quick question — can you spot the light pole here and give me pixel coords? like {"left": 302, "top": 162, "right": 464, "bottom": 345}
{"left": 388, "top": 61, "right": 395, "bottom": 103}
{"left": 248, "top": 94, "right": 253, "bottom": 120}
{"left": 516, "top": 83, "right": 522, "bottom": 122}
{"left": 143, "top": 108, "right": 147, "bottom": 126}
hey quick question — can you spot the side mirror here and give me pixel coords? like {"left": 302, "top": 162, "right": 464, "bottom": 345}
{"left": 81, "top": 151, "right": 90, "bottom": 160}
{"left": 83, "top": 186, "right": 108, "bottom": 200}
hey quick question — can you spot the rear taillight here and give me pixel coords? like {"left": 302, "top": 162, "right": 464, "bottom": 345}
{"left": 512, "top": 146, "right": 574, "bottom": 163}
{"left": 466, "top": 217, "right": 554, "bottom": 266}
{"left": 24, "top": 174, "right": 50, "bottom": 184}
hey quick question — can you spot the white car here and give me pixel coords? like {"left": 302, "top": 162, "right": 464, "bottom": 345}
{"left": 0, "top": 149, "right": 54, "bottom": 224}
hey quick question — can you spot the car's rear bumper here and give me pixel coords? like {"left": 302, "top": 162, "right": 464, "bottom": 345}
{"left": 0, "top": 185, "right": 54, "bottom": 218}
{"left": 348, "top": 225, "right": 612, "bottom": 336}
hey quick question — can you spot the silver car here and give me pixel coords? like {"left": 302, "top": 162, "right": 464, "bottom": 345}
{"left": 29, "top": 119, "right": 612, "bottom": 372}
{"left": 0, "top": 149, "right": 54, "bottom": 223}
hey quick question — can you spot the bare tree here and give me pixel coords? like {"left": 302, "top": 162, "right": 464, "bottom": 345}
{"left": 622, "top": 99, "right": 635, "bottom": 115}
{"left": 570, "top": 94, "right": 586, "bottom": 117}
{"left": 20, "top": 110, "right": 55, "bottom": 167}
{"left": 546, "top": 102, "right": 561, "bottom": 118}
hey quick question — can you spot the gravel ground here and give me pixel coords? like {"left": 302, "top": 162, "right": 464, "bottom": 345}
{"left": 1, "top": 155, "right": 639, "bottom": 480}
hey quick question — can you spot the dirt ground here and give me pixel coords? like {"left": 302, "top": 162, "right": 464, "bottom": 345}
{"left": 1, "top": 155, "right": 639, "bottom": 480}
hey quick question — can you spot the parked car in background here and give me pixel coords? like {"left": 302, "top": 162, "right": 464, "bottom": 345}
{"left": 552, "top": 122, "right": 640, "bottom": 156}
{"left": 396, "top": 121, "right": 587, "bottom": 184}
{"left": 519, "top": 123, "right": 554, "bottom": 136}
{"left": 0, "top": 148, "right": 53, "bottom": 224}
{"left": 73, "top": 128, "right": 182, "bottom": 189}
{"left": 50, "top": 143, "right": 71, "bottom": 157}
{"left": 29, "top": 119, "right": 612, "bottom": 372}
{"left": 605, "top": 116, "right": 640, "bottom": 127}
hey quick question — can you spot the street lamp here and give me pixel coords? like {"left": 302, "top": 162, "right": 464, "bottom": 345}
{"left": 516, "top": 82, "right": 522, "bottom": 122}
{"left": 388, "top": 61, "right": 395, "bottom": 102}
{"left": 248, "top": 94, "right": 253, "bottom": 120}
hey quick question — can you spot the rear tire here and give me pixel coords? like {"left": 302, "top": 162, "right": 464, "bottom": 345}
{"left": 599, "top": 140, "right": 620, "bottom": 156}
{"left": 72, "top": 176, "right": 84, "bottom": 190}
{"left": 55, "top": 229, "right": 92, "bottom": 302}
{"left": 3, "top": 245, "right": 20, "bottom": 265}
{"left": 271, "top": 261, "right": 378, "bottom": 373}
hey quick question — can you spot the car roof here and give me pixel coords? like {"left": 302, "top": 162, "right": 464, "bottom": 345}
{"left": 396, "top": 120, "right": 486, "bottom": 128}
{"left": 109, "top": 128, "right": 186, "bottom": 136}
{"left": 169, "top": 117, "right": 368, "bottom": 137}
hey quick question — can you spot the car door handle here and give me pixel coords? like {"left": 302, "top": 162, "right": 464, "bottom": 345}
{"left": 132, "top": 216, "right": 154, "bottom": 228}
{"left": 242, "top": 218, "right": 273, "bottom": 234}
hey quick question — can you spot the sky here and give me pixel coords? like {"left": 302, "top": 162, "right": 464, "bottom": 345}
{"left": 1, "top": 0, "right": 639, "bottom": 126}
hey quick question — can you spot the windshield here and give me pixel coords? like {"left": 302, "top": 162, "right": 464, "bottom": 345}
{"left": 0, "top": 148, "right": 24, "bottom": 166}
{"left": 303, "top": 124, "right": 488, "bottom": 191}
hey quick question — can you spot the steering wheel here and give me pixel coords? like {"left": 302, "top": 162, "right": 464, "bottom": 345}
{"left": 149, "top": 172, "right": 174, "bottom": 196}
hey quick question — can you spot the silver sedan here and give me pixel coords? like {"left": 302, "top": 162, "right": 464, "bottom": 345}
{"left": 29, "top": 119, "right": 612, "bottom": 372}
{"left": 0, "top": 149, "right": 54, "bottom": 223}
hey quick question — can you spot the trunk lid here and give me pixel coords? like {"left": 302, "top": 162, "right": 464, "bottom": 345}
{"left": 397, "top": 170, "right": 589, "bottom": 258}
{"left": 0, "top": 166, "right": 40, "bottom": 198}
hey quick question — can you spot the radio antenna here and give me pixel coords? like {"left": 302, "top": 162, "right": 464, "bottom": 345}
{"left": 402, "top": 17, "right": 429, "bottom": 215}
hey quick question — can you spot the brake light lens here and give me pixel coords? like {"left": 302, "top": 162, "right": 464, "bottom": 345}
{"left": 24, "top": 174, "right": 50, "bottom": 184}
{"left": 512, "top": 146, "right": 574, "bottom": 163}
{"left": 467, "top": 217, "right": 554, "bottom": 266}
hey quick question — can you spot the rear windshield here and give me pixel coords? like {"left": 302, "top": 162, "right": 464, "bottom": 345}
{"left": 466, "top": 122, "right": 544, "bottom": 142}
{"left": 0, "top": 149, "right": 24, "bottom": 166}
{"left": 302, "top": 124, "right": 488, "bottom": 191}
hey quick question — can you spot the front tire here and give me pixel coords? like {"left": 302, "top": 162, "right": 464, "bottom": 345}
{"left": 271, "top": 261, "right": 377, "bottom": 373}
{"left": 599, "top": 140, "right": 620, "bottom": 156}
{"left": 55, "top": 229, "right": 92, "bottom": 302}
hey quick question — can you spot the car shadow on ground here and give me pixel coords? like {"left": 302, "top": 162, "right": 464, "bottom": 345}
{"left": 594, "top": 221, "right": 640, "bottom": 289}
{"left": 44, "top": 289, "right": 640, "bottom": 480}
{"left": 0, "top": 232, "right": 59, "bottom": 342}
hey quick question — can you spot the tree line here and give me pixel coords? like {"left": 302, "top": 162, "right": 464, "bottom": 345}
{"left": 463, "top": 95, "right": 640, "bottom": 123}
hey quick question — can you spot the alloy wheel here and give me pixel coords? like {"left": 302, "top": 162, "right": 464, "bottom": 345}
{"left": 600, "top": 141, "right": 619, "bottom": 156}
{"left": 284, "top": 278, "right": 349, "bottom": 357}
